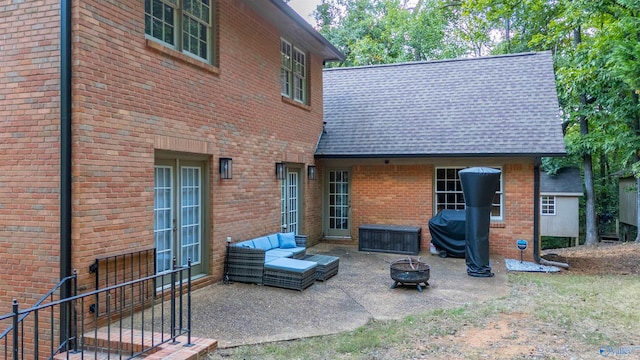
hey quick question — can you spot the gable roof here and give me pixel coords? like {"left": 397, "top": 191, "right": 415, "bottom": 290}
{"left": 240, "top": 0, "right": 344, "bottom": 62}
{"left": 540, "top": 167, "right": 583, "bottom": 195}
{"left": 316, "top": 52, "right": 566, "bottom": 158}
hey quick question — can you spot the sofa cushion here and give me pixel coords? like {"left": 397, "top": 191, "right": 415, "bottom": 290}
{"left": 288, "top": 247, "right": 306, "bottom": 257}
{"left": 278, "top": 232, "right": 297, "bottom": 249}
{"left": 264, "top": 256, "right": 280, "bottom": 264}
{"left": 235, "top": 240, "right": 255, "bottom": 248}
{"left": 253, "top": 236, "right": 273, "bottom": 250}
{"left": 267, "top": 234, "right": 280, "bottom": 249}
{"left": 266, "top": 249, "right": 294, "bottom": 258}
{"left": 264, "top": 258, "right": 317, "bottom": 272}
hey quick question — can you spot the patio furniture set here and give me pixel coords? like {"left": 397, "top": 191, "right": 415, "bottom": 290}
{"left": 226, "top": 232, "right": 339, "bottom": 291}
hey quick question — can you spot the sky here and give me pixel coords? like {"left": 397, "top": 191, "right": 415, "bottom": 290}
{"left": 287, "top": 0, "right": 421, "bottom": 26}
{"left": 287, "top": 0, "right": 322, "bottom": 26}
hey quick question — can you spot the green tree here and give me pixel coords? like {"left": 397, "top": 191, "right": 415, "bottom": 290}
{"left": 314, "top": 0, "right": 468, "bottom": 66}
{"left": 472, "top": 0, "right": 640, "bottom": 244}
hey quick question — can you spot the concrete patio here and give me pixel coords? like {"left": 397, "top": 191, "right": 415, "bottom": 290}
{"left": 188, "top": 243, "right": 508, "bottom": 349}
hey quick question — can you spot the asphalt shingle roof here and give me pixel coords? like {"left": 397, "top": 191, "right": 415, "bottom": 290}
{"left": 540, "top": 167, "right": 583, "bottom": 195}
{"left": 316, "top": 52, "right": 566, "bottom": 158}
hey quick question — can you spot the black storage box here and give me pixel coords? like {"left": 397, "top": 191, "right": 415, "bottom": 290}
{"left": 358, "top": 224, "right": 421, "bottom": 255}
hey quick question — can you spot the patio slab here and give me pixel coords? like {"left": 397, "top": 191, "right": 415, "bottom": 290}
{"left": 189, "top": 244, "right": 507, "bottom": 348}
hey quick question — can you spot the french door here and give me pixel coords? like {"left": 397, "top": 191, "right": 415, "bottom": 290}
{"left": 154, "top": 160, "right": 204, "bottom": 276}
{"left": 281, "top": 168, "right": 300, "bottom": 234}
{"left": 325, "top": 169, "right": 351, "bottom": 238}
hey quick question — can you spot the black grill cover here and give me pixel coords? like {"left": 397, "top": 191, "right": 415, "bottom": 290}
{"left": 428, "top": 210, "right": 466, "bottom": 258}
{"left": 459, "top": 167, "right": 501, "bottom": 277}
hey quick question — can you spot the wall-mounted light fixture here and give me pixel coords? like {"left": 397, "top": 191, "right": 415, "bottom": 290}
{"left": 307, "top": 165, "right": 317, "bottom": 180}
{"left": 219, "top": 157, "right": 232, "bottom": 179}
{"left": 275, "top": 162, "right": 286, "bottom": 180}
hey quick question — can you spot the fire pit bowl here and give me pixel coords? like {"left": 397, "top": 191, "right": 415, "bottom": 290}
{"left": 390, "top": 258, "right": 430, "bottom": 292}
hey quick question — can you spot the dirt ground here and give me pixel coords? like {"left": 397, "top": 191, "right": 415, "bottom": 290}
{"left": 542, "top": 241, "right": 640, "bottom": 275}
{"left": 413, "top": 241, "right": 640, "bottom": 360}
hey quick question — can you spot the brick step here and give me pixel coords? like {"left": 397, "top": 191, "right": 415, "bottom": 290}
{"left": 53, "top": 329, "right": 217, "bottom": 360}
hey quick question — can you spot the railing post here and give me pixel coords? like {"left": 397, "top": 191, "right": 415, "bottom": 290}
{"left": 12, "top": 300, "right": 18, "bottom": 360}
{"left": 178, "top": 261, "right": 183, "bottom": 337}
{"left": 170, "top": 257, "right": 176, "bottom": 340}
{"left": 187, "top": 258, "right": 192, "bottom": 346}
{"left": 72, "top": 270, "right": 78, "bottom": 353}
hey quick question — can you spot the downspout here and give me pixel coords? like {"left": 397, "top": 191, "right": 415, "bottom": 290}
{"left": 60, "top": 0, "right": 73, "bottom": 339}
{"left": 533, "top": 159, "right": 569, "bottom": 269}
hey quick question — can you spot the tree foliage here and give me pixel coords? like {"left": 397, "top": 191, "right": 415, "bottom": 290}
{"left": 315, "top": 0, "right": 469, "bottom": 66}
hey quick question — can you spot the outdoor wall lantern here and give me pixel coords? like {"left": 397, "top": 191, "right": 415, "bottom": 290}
{"left": 219, "top": 157, "right": 232, "bottom": 179}
{"left": 307, "top": 165, "right": 317, "bottom": 180}
{"left": 275, "top": 162, "right": 286, "bottom": 180}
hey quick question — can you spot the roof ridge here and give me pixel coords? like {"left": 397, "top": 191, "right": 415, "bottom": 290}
{"left": 323, "top": 51, "right": 549, "bottom": 72}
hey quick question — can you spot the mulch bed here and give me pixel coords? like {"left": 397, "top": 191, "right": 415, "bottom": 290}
{"left": 542, "top": 241, "right": 640, "bottom": 275}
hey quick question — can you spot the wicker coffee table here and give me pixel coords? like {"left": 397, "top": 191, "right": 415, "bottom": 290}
{"left": 263, "top": 258, "right": 317, "bottom": 291}
{"left": 303, "top": 254, "right": 340, "bottom": 281}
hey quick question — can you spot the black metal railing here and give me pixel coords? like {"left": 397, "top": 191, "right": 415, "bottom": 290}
{"left": 0, "top": 271, "right": 78, "bottom": 359}
{"left": 1, "top": 259, "right": 192, "bottom": 359}
{"left": 89, "top": 247, "right": 156, "bottom": 317}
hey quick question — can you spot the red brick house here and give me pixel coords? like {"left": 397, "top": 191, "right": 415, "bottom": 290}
{"left": 316, "top": 52, "right": 566, "bottom": 261}
{"left": 0, "top": 0, "right": 343, "bottom": 311}
{"left": 1, "top": 0, "right": 564, "bottom": 316}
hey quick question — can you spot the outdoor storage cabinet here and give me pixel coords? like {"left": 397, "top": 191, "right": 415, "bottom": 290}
{"left": 358, "top": 224, "right": 421, "bottom": 255}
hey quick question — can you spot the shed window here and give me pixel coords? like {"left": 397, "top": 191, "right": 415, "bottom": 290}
{"left": 541, "top": 196, "right": 556, "bottom": 215}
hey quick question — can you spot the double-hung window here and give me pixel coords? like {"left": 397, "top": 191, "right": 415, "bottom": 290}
{"left": 281, "top": 39, "right": 307, "bottom": 104}
{"left": 540, "top": 196, "right": 556, "bottom": 215}
{"left": 145, "top": 0, "right": 213, "bottom": 63}
{"left": 435, "top": 167, "right": 503, "bottom": 220}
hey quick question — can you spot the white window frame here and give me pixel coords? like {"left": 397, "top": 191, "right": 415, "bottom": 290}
{"left": 435, "top": 167, "right": 504, "bottom": 221}
{"left": 280, "top": 39, "right": 292, "bottom": 97}
{"left": 293, "top": 47, "right": 306, "bottom": 103}
{"left": 541, "top": 195, "right": 556, "bottom": 215}
{"left": 281, "top": 39, "right": 308, "bottom": 104}
{"left": 145, "top": 0, "right": 213, "bottom": 63}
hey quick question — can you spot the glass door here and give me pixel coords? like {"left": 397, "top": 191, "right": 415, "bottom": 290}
{"left": 281, "top": 168, "right": 300, "bottom": 234}
{"left": 154, "top": 161, "right": 204, "bottom": 277}
{"left": 325, "top": 170, "right": 351, "bottom": 238}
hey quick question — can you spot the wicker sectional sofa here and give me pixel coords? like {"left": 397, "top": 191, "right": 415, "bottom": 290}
{"left": 226, "top": 232, "right": 311, "bottom": 287}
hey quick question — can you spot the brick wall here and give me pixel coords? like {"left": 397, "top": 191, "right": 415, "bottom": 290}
{"left": 351, "top": 164, "right": 433, "bottom": 237}
{"left": 347, "top": 161, "right": 537, "bottom": 261}
{"left": 0, "top": 0, "right": 62, "bottom": 312}
{"left": 490, "top": 162, "right": 536, "bottom": 260}
{"left": 0, "top": 0, "right": 325, "bottom": 310}
{"left": 70, "top": 0, "right": 325, "bottom": 290}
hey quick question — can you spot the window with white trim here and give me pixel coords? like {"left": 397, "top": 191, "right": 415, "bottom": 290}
{"left": 541, "top": 195, "right": 556, "bottom": 215}
{"left": 281, "top": 39, "right": 307, "bottom": 104}
{"left": 280, "top": 40, "right": 292, "bottom": 97}
{"left": 435, "top": 167, "right": 503, "bottom": 220}
{"left": 145, "top": 0, "right": 214, "bottom": 63}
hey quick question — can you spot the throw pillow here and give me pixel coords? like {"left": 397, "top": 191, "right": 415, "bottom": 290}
{"left": 278, "top": 232, "right": 297, "bottom": 249}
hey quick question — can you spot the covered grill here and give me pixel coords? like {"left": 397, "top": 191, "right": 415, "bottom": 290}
{"left": 428, "top": 209, "right": 466, "bottom": 258}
